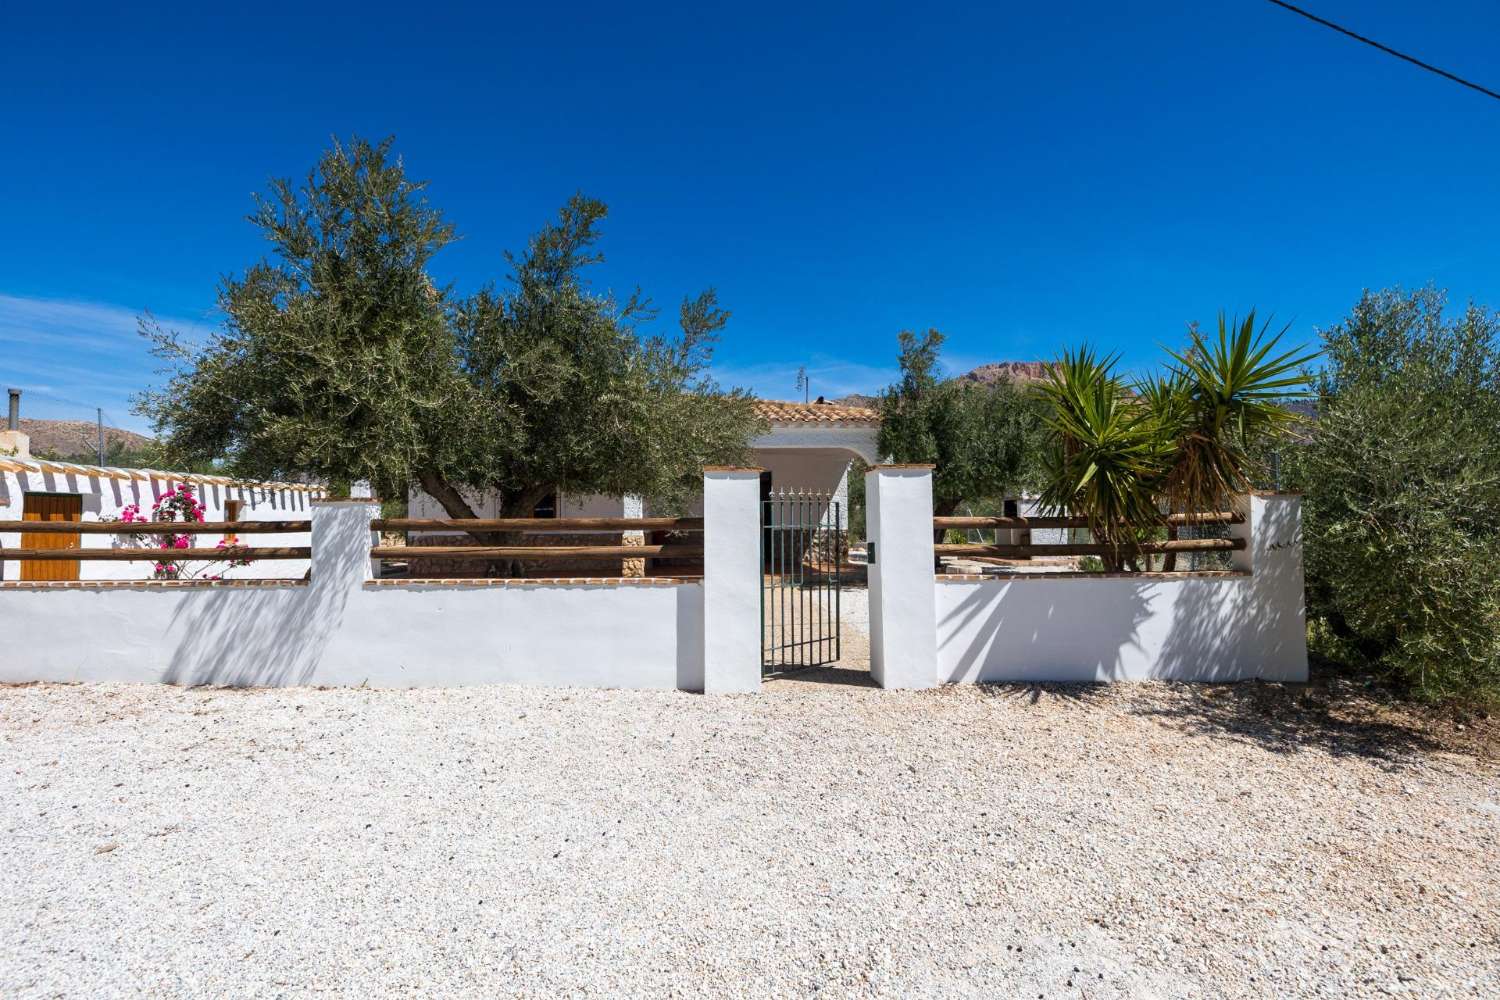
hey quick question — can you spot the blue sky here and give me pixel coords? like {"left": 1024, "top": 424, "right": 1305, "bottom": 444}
{"left": 3, "top": 1, "right": 1497, "bottom": 433}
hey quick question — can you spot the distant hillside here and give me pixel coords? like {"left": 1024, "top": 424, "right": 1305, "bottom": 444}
{"left": 954, "top": 361, "right": 1050, "bottom": 386}
{"left": 830, "top": 392, "right": 880, "bottom": 410}
{"left": 831, "top": 362, "right": 1048, "bottom": 409}
{"left": 19, "top": 419, "right": 155, "bottom": 464}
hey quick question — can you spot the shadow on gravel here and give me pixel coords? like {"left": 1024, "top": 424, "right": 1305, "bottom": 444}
{"left": 968, "top": 671, "right": 1489, "bottom": 764}
{"left": 974, "top": 682, "right": 1113, "bottom": 705}
{"left": 764, "top": 665, "right": 877, "bottom": 688}
{"left": 1124, "top": 679, "right": 1462, "bottom": 764}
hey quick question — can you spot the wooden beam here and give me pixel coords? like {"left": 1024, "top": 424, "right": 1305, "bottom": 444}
{"left": 0, "top": 547, "right": 311, "bottom": 561}
{"left": 373, "top": 517, "right": 704, "bottom": 532}
{"left": 0, "top": 520, "right": 312, "bottom": 534}
{"left": 373, "top": 544, "right": 705, "bottom": 560}
{"left": 934, "top": 538, "right": 1245, "bottom": 558}
{"left": 932, "top": 511, "right": 1244, "bottom": 530}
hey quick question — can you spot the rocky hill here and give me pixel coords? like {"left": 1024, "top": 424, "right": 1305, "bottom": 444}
{"left": 831, "top": 362, "right": 1049, "bottom": 409}
{"left": 829, "top": 392, "right": 880, "bottom": 410}
{"left": 17, "top": 419, "right": 155, "bottom": 463}
{"left": 953, "top": 361, "right": 1050, "bottom": 386}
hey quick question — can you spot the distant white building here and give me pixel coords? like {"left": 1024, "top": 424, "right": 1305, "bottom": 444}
{"left": 0, "top": 450, "right": 322, "bottom": 583}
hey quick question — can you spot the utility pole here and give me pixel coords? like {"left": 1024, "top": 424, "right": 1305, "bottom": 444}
{"left": 796, "top": 366, "right": 809, "bottom": 403}
{"left": 96, "top": 408, "right": 105, "bottom": 465}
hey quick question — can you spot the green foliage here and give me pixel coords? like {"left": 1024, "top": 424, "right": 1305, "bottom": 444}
{"left": 877, "top": 329, "right": 1045, "bottom": 518}
{"left": 137, "top": 136, "right": 760, "bottom": 522}
{"left": 1033, "top": 317, "right": 1313, "bottom": 570}
{"left": 1034, "top": 347, "right": 1174, "bottom": 565}
{"left": 846, "top": 457, "right": 869, "bottom": 541}
{"left": 1157, "top": 313, "right": 1315, "bottom": 517}
{"left": 1282, "top": 287, "right": 1500, "bottom": 706}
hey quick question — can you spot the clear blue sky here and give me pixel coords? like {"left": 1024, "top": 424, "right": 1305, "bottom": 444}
{"left": 3, "top": 1, "right": 1497, "bottom": 432}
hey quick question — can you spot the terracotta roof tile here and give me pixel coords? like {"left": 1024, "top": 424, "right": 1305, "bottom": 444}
{"left": 754, "top": 400, "right": 880, "bottom": 426}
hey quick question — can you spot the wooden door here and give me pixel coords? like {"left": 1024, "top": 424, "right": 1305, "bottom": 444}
{"left": 21, "top": 493, "right": 83, "bottom": 582}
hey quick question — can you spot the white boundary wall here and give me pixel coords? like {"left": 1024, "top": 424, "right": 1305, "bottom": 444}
{"left": 0, "top": 479, "right": 760, "bottom": 690}
{"left": 866, "top": 467, "right": 1308, "bottom": 686}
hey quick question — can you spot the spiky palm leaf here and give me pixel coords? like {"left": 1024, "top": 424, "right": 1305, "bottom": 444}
{"left": 1034, "top": 348, "right": 1175, "bottom": 567}
{"left": 1159, "top": 311, "right": 1317, "bottom": 518}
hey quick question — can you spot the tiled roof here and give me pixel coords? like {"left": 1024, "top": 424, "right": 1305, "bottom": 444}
{"left": 0, "top": 456, "right": 326, "bottom": 493}
{"left": 754, "top": 400, "right": 880, "bottom": 426}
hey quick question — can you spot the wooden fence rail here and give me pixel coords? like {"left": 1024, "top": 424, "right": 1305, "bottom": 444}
{"left": 0, "top": 547, "right": 311, "bottom": 561}
{"left": 373, "top": 516, "right": 703, "bottom": 532}
{"left": 933, "top": 537, "right": 1244, "bottom": 559}
{"left": 371, "top": 544, "right": 703, "bottom": 561}
{"left": 0, "top": 520, "right": 312, "bottom": 534}
{"left": 932, "top": 511, "right": 1243, "bottom": 531}
{"left": 373, "top": 516, "right": 704, "bottom": 569}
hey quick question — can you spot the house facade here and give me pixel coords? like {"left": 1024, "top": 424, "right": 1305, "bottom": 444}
{"left": 408, "top": 399, "right": 883, "bottom": 529}
{"left": 0, "top": 452, "right": 322, "bottom": 582}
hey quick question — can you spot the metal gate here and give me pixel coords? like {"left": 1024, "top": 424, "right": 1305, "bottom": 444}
{"left": 761, "top": 489, "right": 843, "bottom": 675}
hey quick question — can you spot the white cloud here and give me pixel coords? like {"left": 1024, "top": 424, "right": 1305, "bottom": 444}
{"left": 0, "top": 292, "right": 220, "bottom": 433}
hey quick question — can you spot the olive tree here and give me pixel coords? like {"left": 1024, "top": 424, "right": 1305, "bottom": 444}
{"left": 139, "top": 136, "right": 760, "bottom": 529}
{"left": 877, "top": 329, "right": 1044, "bottom": 521}
{"left": 1282, "top": 287, "right": 1500, "bottom": 705}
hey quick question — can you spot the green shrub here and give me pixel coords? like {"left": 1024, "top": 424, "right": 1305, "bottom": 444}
{"left": 1283, "top": 288, "right": 1500, "bottom": 707}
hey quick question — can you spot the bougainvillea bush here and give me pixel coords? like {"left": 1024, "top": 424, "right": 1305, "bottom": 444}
{"left": 113, "top": 484, "right": 251, "bottom": 580}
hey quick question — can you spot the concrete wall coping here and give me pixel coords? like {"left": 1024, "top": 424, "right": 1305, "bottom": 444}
{"left": 0, "top": 579, "right": 309, "bottom": 590}
{"left": 937, "top": 570, "right": 1251, "bottom": 582}
{"left": 363, "top": 577, "right": 700, "bottom": 588}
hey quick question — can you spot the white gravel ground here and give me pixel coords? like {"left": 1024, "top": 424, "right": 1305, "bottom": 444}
{"left": 2, "top": 675, "right": 1497, "bottom": 999}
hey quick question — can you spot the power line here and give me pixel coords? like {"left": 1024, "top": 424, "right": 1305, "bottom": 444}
{"left": 1264, "top": 0, "right": 1500, "bottom": 103}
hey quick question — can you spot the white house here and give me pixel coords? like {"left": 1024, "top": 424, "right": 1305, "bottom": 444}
{"left": 1, "top": 428, "right": 322, "bottom": 583}
{"left": 408, "top": 398, "right": 883, "bottom": 528}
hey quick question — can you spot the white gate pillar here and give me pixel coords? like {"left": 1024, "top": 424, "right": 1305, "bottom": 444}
{"left": 865, "top": 465, "right": 937, "bottom": 689}
{"left": 310, "top": 499, "right": 382, "bottom": 589}
{"left": 702, "top": 467, "right": 764, "bottom": 694}
{"left": 1229, "top": 492, "right": 1309, "bottom": 681}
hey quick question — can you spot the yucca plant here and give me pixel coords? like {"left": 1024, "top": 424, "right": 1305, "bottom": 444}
{"left": 1035, "top": 317, "right": 1316, "bottom": 572}
{"left": 1156, "top": 311, "right": 1317, "bottom": 519}
{"left": 1034, "top": 348, "right": 1175, "bottom": 570}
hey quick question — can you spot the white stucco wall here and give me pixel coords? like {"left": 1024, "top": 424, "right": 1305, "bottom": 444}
{"left": 870, "top": 486, "right": 1309, "bottom": 687}
{"left": 757, "top": 449, "right": 852, "bottom": 528}
{"left": 751, "top": 424, "right": 879, "bottom": 463}
{"left": 0, "top": 579, "right": 705, "bottom": 689}
{"left": 934, "top": 573, "right": 1305, "bottom": 683}
{"left": 0, "top": 501, "right": 707, "bottom": 690}
{"left": 0, "top": 467, "right": 317, "bottom": 582}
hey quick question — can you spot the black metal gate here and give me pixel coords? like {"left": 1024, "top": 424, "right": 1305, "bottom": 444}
{"left": 761, "top": 490, "right": 843, "bottom": 675}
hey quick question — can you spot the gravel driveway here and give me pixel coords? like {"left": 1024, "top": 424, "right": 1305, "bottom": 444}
{"left": 2, "top": 676, "right": 1497, "bottom": 999}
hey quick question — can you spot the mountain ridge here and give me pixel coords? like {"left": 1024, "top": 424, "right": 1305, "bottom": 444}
{"left": 14, "top": 419, "right": 154, "bottom": 463}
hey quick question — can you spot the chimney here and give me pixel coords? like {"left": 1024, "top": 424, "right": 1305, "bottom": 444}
{"left": 1, "top": 389, "right": 30, "bottom": 460}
